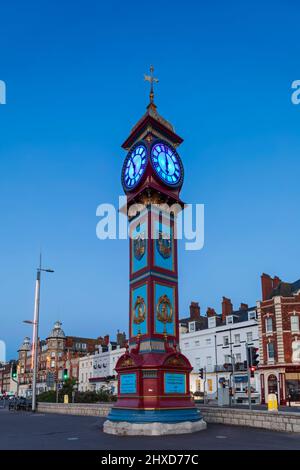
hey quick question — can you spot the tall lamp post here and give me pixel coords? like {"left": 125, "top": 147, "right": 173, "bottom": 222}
{"left": 24, "top": 256, "right": 54, "bottom": 412}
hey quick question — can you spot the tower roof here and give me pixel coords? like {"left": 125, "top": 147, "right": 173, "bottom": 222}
{"left": 122, "top": 67, "right": 183, "bottom": 150}
{"left": 18, "top": 336, "right": 31, "bottom": 352}
{"left": 122, "top": 102, "right": 183, "bottom": 150}
{"left": 47, "top": 320, "right": 66, "bottom": 339}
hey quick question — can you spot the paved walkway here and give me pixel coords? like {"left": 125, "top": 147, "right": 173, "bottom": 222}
{"left": 1, "top": 408, "right": 300, "bottom": 450}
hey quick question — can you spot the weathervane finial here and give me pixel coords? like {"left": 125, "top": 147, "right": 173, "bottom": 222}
{"left": 144, "top": 65, "right": 159, "bottom": 105}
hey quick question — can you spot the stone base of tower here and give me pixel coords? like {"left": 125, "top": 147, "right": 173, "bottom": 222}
{"left": 103, "top": 407, "right": 206, "bottom": 436}
{"left": 103, "top": 418, "right": 206, "bottom": 436}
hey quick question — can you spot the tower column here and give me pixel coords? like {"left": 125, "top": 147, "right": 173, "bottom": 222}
{"left": 103, "top": 71, "right": 206, "bottom": 435}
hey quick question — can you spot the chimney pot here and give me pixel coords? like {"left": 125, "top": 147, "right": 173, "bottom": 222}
{"left": 206, "top": 307, "right": 217, "bottom": 318}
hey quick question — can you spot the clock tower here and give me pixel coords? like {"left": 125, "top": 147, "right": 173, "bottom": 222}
{"left": 104, "top": 67, "right": 206, "bottom": 435}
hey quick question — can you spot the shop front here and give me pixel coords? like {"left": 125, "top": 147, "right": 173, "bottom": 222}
{"left": 285, "top": 369, "right": 300, "bottom": 404}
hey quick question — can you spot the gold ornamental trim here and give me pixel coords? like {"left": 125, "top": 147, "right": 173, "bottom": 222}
{"left": 132, "top": 296, "right": 146, "bottom": 324}
{"left": 156, "top": 294, "right": 173, "bottom": 323}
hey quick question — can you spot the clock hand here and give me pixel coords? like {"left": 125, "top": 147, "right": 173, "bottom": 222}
{"left": 165, "top": 153, "right": 169, "bottom": 174}
{"left": 131, "top": 156, "right": 136, "bottom": 176}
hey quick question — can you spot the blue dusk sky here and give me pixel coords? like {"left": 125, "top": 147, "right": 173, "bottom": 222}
{"left": 1, "top": 1, "right": 300, "bottom": 359}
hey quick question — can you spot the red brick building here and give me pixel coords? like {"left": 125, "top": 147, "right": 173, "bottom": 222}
{"left": 0, "top": 361, "right": 17, "bottom": 395}
{"left": 17, "top": 321, "right": 111, "bottom": 396}
{"left": 257, "top": 273, "right": 300, "bottom": 404}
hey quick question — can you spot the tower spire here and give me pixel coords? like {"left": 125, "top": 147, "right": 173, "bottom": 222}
{"left": 144, "top": 65, "right": 159, "bottom": 105}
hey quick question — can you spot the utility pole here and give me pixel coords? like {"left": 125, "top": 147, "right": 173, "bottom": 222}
{"left": 25, "top": 255, "right": 54, "bottom": 412}
{"left": 229, "top": 354, "right": 236, "bottom": 407}
{"left": 203, "top": 367, "right": 207, "bottom": 404}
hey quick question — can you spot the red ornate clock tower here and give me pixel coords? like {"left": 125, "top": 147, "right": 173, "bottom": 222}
{"left": 104, "top": 67, "right": 206, "bottom": 435}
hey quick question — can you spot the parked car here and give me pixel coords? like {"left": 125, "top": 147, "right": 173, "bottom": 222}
{"left": 8, "top": 397, "right": 32, "bottom": 411}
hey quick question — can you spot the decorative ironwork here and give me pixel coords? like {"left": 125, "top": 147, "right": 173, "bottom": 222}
{"left": 144, "top": 65, "right": 159, "bottom": 104}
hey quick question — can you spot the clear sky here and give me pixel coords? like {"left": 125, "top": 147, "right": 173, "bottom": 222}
{"left": 1, "top": 0, "right": 299, "bottom": 360}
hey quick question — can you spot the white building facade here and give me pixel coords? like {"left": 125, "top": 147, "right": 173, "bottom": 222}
{"left": 179, "top": 300, "right": 260, "bottom": 402}
{"left": 79, "top": 344, "right": 125, "bottom": 394}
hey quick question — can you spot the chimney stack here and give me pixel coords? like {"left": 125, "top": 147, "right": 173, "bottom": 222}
{"left": 117, "top": 331, "right": 126, "bottom": 347}
{"left": 104, "top": 334, "right": 110, "bottom": 345}
{"left": 222, "top": 297, "right": 233, "bottom": 322}
{"left": 206, "top": 307, "right": 217, "bottom": 318}
{"left": 261, "top": 273, "right": 281, "bottom": 300}
{"left": 273, "top": 276, "right": 281, "bottom": 289}
{"left": 189, "top": 302, "right": 200, "bottom": 320}
{"left": 240, "top": 303, "right": 248, "bottom": 311}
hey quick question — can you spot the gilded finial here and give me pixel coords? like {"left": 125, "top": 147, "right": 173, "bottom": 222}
{"left": 144, "top": 65, "right": 159, "bottom": 105}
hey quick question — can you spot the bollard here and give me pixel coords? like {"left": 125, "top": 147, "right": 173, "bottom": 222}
{"left": 267, "top": 393, "right": 278, "bottom": 411}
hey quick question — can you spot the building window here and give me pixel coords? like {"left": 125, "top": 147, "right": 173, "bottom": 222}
{"left": 205, "top": 338, "right": 211, "bottom": 345}
{"left": 207, "top": 379, "right": 213, "bottom": 392}
{"left": 291, "top": 316, "right": 299, "bottom": 332}
{"left": 234, "top": 334, "right": 240, "bottom": 345}
{"left": 248, "top": 311, "right": 256, "bottom": 320}
{"left": 194, "top": 340, "right": 200, "bottom": 347}
{"left": 189, "top": 322, "right": 196, "bottom": 332}
{"left": 265, "top": 317, "right": 273, "bottom": 333}
{"left": 235, "top": 353, "right": 241, "bottom": 363}
{"left": 224, "top": 355, "right": 231, "bottom": 363}
{"left": 208, "top": 317, "right": 216, "bottom": 328}
{"left": 223, "top": 336, "right": 229, "bottom": 346}
{"left": 267, "top": 342, "right": 275, "bottom": 360}
{"left": 195, "top": 357, "right": 201, "bottom": 368}
{"left": 184, "top": 342, "right": 189, "bottom": 349}
{"left": 206, "top": 356, "right": 212, "bottom": 366}
{"left": 246, "top": 332, "right": 253, "bottom": 343}
{"left": 226, "top": 316, "right": 233, "bottom": 325}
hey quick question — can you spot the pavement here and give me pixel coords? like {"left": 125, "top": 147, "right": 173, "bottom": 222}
{"left": 198, "top": 402, "right": 300, "bottom": 413}
{"left": 1, "top": 408, "right": 300, "bottom": 450}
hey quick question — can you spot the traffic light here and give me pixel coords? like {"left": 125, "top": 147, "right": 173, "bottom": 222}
{"left": 251, "top": 347, "right": 259, "bottom": 367}
{"left": 250, "top": 366, "right": 256, "bottom": 378}
{"left": 199, "top": 368, "right": 204, "bottom": 379}
{"left": 63, "top": 369, "right": 68, "bottom": 381}
{"left": 11, "top": 363, "right": 17, "bottom": 379}
{"left": 247, "top": 346, "right": 259, "bottom": 367}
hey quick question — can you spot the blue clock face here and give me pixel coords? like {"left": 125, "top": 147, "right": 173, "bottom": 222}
{"left": 122, "top": 143, "right": 147, "bottom": 190}
{"left": 151, "top": 142, "right": 183, "bottom": 186}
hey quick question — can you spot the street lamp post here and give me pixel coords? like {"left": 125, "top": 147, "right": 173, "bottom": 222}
{"left": 24, "top": 256, "right": 54, "bottom": 412}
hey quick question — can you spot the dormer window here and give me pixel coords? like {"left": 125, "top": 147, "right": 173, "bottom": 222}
{"left": 208, "top": 317, "right": 216, "bottom": 328}
{"left": 226, "top": 316, "right": 233, "bottom": 325}
{"left": 248, "top": 311, "right": 256, "bottom": 320}
{"left": 189, "top": 322, "right": 196, "bottom": 333}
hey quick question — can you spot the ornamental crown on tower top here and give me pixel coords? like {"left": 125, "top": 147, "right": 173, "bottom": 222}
{"left": 121, "top": 66, "right": 183, "bottom": 150}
